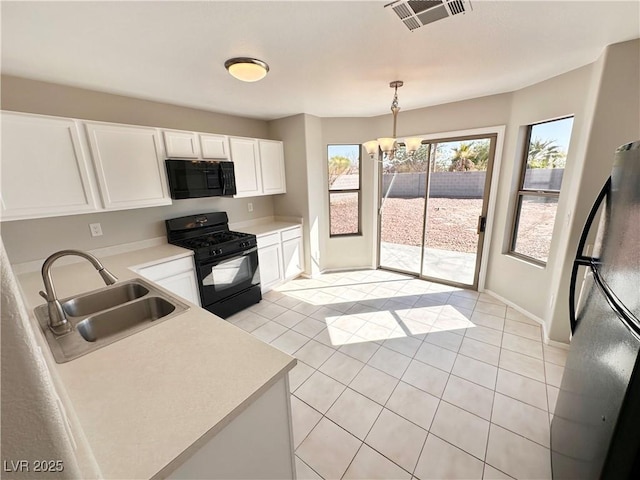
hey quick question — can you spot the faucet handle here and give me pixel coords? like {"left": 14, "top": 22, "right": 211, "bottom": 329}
{"left": 39, "top": 291, "right": 50, "bottom": 301}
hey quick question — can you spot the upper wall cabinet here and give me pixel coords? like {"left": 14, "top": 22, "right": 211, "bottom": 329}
{"left": 163, "top": 129, "right": 229, "bottom": 160}
{"left": 0, "top": 111, "right": 98, "bottom": 221}
{"left": 85, "top": 122, "right": 172, "bottom": 210}
{"left": 163, "top": 130, "right": 199, "bottom": 158}
{"left": 259, "top": 140, "right": 286, "bottom": 195}
{"left": 230, "top": 137, "right": 262, "bottom": 198}
{"left": 231, "top": 137, "right": 286, "bottom": 198}
{"left": 200, "top": 134, "right": 230, "bottom": 159}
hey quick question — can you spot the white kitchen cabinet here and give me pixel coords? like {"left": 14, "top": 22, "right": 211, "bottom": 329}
{"left": 85, "top": 122, "right": 172, "bottom": 210}
{"left": 133, "top": 256, "right": 201, "bottom": 306}
{"left": 163, "top": 130, "right": 199, "bottom": 158}
{"left": 229, "top": 137, "right": 262, "bottom": 198}
{"left": 258, "top": 140, "right": 286, "bottom": 194}
{"left": 256, "top": 226, "right": 304, "bottom": 293}
{"left": 230, "top": 137, "right": 286, "bottom": 198}
{"left": 200, "top": 133, "right": 230, "bottom": 159}
{"left": 281, "top": 227, "right": 303, "bottom": 280}
{"left": 257, "top": 233, "right": 283, "bottom": 293}
{"left": 0, "top": 111, "right": 98, "bottom": 221}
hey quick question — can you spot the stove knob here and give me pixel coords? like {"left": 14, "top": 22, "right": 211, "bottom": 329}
{"left": 216, "top": 248, "right": 223, "bottom": 255}
{"left": 210, "top": 249, "right": 217, "bottom": 256}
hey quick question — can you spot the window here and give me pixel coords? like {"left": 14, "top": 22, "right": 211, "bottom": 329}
{"left": 510, "top": 116, "right": 574, "bottom": 264}
{"left": 328, "top": 144, "right": 361, "bottom": 236}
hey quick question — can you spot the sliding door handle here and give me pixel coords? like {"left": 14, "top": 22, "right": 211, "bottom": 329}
{"left": 477, "top": 216, "right": 487, "bottom": 234}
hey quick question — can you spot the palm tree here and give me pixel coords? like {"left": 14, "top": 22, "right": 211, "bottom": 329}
{"left": 449, "top": 142, "right": 475, "bottom": 171}
{"left": 527, "top": 138, "right": 566, "bottom": 168}
{"left": 328, "top": 155, "right": 351, "bottom": 187}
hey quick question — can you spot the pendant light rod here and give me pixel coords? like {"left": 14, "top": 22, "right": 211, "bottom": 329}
{"left": 389, "top": 80, "right": 403, "bottom": 139}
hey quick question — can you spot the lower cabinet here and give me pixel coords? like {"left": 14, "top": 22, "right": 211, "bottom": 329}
{"left": 257, "top": 234, "right": 283, "bottom": 294}
{"left": 281, "top": 229, "right": 303, "bottom": 281}
{"left": 257, "top": 226, "right": 303, "bottom": 293}
{"left": 133, "top": 256, "right": 201, "bottom": 306}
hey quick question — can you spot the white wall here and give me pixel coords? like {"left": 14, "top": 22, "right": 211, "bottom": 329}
{"left": 1, "top": 238, "right": 98, "bottom": 479}
{"left": 484, "top": 64, "right": 596, "bottom": 326}
{"left": 547, "top": 39, "right": 640, "bottom": 341}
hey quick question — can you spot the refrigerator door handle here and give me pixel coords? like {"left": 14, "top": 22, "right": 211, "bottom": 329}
{"left": 569, "top": 177, "right": 611, "bottom": 334}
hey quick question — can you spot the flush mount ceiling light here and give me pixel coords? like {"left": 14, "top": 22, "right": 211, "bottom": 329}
{"left": 364, "top": 81, "right": 423, "bottom": 162}
{"left": 224, "top": 57, "right": 269, "bottom": 82}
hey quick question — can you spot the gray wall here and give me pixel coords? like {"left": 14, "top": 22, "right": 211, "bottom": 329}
{"left": 382, "top": 169, "right": 563, "bottom": 199}
{"left": 0, "top": 75, "right": 276, "bottom": 264}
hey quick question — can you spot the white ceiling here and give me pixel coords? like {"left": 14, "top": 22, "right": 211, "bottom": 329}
{"left": 2, "top": 1, "right": 639, "bottom": 120}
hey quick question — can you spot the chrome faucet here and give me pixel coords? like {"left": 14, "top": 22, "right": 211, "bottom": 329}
{"left": 39, "top": 250, "right": 118, "bottom": 334}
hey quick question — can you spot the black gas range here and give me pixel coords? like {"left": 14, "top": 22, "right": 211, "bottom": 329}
{"left": 166, "top": 212, "right": 261, "bottom": 318}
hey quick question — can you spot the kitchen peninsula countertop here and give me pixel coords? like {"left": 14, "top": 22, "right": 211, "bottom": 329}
{"left": 16, "top": 244, "right": 296, "bottom": 479}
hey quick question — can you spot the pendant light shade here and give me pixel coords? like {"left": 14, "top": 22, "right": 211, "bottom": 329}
{"left": 404, "top": 137, "right": 424, "bottom": 155}
{"left": 224, "top": 57, "right": 269, "bottom": 82}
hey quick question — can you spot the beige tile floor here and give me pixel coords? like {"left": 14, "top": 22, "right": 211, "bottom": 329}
{"left": 227, "top": 269, "right": 568, "bottom": 480}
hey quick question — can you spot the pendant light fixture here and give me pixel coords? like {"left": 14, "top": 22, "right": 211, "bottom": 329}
{"left": 364, "top": 81, "right": 423, "bottom": 161}
{"left": 224, "top": 57, "right": 270, "bottom": 82}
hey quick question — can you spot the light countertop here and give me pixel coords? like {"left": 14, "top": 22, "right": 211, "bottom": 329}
{"left": 233, "top": 220, "right": 301, "bottom": 237}
{"left": 16, "top": 244, "right": 296, "bottom": 479}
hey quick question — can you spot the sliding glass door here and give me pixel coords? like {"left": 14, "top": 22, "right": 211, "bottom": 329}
{"left": 378, "top": 134, "right": 496, "bottom": 289}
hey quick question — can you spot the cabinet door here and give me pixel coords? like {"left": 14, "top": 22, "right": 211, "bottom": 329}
{"left": 0, "top": 112, "right": 98, "bottom": 220}
{"left": 85, "top": 123, "right": 171, "bottom": 210}
{"left": 259, "top": 140, "right": 286, "bottom": 195}
{"left": 258, "top": 244, "right": 283, "bottom": 293}
{"left": 282, "top": 237, "right": 303, "bottom": 280}
{"left": 156, "top": 271, "right": 201, "bottom": 306}
{"left": 163, "top": 130, "right": 199, "bottom": 158}
{"left": 230, "top": 137, "right": 262, "bottom": 198}
{"left": 200, "top": 134, "right": 230, "bottom": 159}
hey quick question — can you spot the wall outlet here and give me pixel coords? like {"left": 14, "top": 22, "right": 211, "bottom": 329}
{"left": 89, "top": 223, "right": 103, "bottom": 237}
{"left": 247, "top": 202, "right": 253, "bottom": 212}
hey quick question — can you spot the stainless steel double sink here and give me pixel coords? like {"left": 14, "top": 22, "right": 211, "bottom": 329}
{"left": 34, "top": 278, "right": 189, "bottom": 363}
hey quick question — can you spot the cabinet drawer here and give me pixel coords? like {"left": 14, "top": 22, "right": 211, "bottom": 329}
{"left": 135, "top": 256, "right": 195, "bottom": 282}
{"left": 257, "top": 232, "right": 280, "bottom": 248}
{"left": 281, "top": 226, "right": 302, "bottom": 242}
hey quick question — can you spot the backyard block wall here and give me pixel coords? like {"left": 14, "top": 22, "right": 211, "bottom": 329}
{"left": 381, "top": 169, "right": 564, "bottom": 198}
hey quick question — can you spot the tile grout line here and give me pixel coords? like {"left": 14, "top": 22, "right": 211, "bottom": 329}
{"left": 482, "top": 325, "right": 503, "bottom": 478}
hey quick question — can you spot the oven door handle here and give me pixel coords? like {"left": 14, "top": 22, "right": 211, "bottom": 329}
{"left": 201, "top": 246, "right": 258, "bottom": 267}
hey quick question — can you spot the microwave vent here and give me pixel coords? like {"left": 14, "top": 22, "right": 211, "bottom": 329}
{"left": 386, "top": 0, "right": 472, "bottom": 31}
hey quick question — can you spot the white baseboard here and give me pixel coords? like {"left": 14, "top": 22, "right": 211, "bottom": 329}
{"left": 483, "top": 288, "right": 568, "bottom": 347}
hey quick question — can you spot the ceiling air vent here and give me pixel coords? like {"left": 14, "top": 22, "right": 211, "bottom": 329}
{"left": 385, "top": 0, "right": 472, "bottom": 31}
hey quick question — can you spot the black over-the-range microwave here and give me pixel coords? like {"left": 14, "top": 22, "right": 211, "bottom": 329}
{"left": 165, "top": 159, "right": 237, "bottom": 199}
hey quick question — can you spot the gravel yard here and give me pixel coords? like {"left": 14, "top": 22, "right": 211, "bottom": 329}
{"left": 381, "top": 198, "right": 483, "bottom": 253}
{"left": 331, "top": 197, "right": 556, "bottom": 261}
{"left": 381, "top": 198, "right": 556, "bottom": 260}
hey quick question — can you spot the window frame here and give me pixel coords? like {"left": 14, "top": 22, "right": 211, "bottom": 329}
{"left": 509, "top": 116, "right": 573, "bottom": 266}
{"left": 327, "top": 144, "right": 362, "bottom": 237}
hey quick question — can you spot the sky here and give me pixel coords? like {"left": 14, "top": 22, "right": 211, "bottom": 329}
{"left": 530, "top": 116, "right": 574, "bottom": 152}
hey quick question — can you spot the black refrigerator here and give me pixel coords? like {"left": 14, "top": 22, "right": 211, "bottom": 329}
{"left": 551, "top": 140, "right": 640, "bottom": 479}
